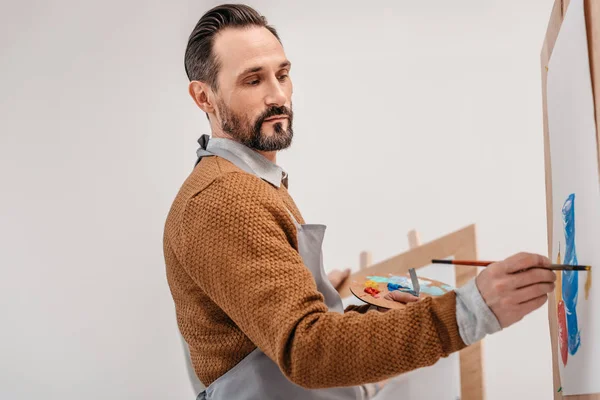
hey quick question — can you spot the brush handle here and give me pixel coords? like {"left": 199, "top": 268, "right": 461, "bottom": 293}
{"left": 431, "top": 259, "right": 492, "bottom": 267}
{"left": 431, "top": 259, "right": 590, "bottom": 271}
{"left": 548, "top": 265, "right": 590, "bottom": 271}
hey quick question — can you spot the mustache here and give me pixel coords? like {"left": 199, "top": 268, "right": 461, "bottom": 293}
{"left": 256, "top": 105, "right": 293, "bottom": 125}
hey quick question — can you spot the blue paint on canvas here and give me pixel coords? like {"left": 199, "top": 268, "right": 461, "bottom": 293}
{"left": 562, "top": 193, "right": 581, "bottom": 355}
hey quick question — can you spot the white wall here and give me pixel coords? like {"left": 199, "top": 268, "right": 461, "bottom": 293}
{"left": 0, "top": 0, "right": 555, "bottom": 399}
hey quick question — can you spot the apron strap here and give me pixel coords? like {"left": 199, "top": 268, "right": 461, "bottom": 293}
{"left": 285, "top": 208, "right": 300, "bottom": 227}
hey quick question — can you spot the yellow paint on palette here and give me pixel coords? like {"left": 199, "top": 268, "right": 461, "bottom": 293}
{"left": 364, "top": 280, "right": 379, "bottom": 289}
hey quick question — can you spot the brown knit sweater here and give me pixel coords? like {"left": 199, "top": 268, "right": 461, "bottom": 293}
{"left": 163, "top": 155, "right": 466, "bottom": 389}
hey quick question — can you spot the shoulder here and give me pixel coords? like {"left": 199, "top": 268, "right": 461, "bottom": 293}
{"left": 165, "top": 156, "right": 297, "bottom": 252}
{"left": 184, "top": 157, "right": 294, "bottom": 232}
{"left": 168, "top": 156, "right": 274, "bottom": 216}
{"left": 179, "top": 163, "right": 300, "bottom": 259}
{"left": 192, "top": 157, "right": 281, "bottom": 205}
{"left": 189, "top": 166, "right": 289, "bottom": 225}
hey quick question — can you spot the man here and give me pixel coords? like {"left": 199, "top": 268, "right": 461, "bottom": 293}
{"left": 163, "top": 4, "right": 556, "bottom": 399}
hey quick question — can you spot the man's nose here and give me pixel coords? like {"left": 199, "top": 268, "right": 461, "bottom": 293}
{"left": 265, "top": 78, "right": 287, "bottom": 107}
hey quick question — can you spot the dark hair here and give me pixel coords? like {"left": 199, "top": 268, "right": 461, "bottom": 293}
{"left": 184, "top": 4, "right": 282, "bottom": 91}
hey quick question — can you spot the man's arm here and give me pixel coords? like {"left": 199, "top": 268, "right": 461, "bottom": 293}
{"left": 179, "top": 172, "right": 466, "bottom": 389}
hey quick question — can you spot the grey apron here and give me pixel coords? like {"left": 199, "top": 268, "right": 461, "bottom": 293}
{"left": 189, "top": 136, "right": 364, "bottom": 400}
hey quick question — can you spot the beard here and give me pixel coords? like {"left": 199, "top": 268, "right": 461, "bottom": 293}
{"left": 216, "top": 98, "right": 294, "bottom": 152}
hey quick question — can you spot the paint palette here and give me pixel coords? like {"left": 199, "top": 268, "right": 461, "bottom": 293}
{"left": 349, "top": 274, "right": 454, "bottom": 310}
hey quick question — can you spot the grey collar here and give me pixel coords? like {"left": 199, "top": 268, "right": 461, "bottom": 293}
{"left": 197, "top": 135, "right": 288, "bottom": 188}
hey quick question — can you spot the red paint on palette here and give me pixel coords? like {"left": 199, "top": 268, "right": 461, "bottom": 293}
{"left": 557, "top": 300, "right": 568, "bottom": 366}
{"left": 364, "top": 287, "right": 380, "bottom": 298}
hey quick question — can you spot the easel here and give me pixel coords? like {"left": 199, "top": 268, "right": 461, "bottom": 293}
{"left": 338, "top": 224, "right": 484, "bottom": 400}
{"left": 541, "top": 1, "right": 600, "bottom": 399}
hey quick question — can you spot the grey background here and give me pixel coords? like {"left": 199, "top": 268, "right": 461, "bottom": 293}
{"left": 0, "top": 0, "right": 555, "bottom": 399}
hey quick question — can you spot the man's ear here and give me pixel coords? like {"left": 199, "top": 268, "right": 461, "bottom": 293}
{"left": 189, "top": 81, "right": 215, "bottom": 114}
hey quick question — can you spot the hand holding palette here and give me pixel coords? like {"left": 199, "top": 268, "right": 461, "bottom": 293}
{"left": 349, "top": 273, "right": 454, "bottom": 310}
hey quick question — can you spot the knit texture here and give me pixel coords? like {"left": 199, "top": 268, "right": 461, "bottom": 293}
{"left": 163, "top": 156, "right": 466, "bottom": 389}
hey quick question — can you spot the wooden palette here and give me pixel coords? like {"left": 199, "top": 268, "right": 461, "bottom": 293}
{"left": 349, "top": 274, "right": 454, "bottom": 310}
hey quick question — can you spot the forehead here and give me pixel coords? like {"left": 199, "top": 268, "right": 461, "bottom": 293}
{"left": 212, "top": 26, "right": 287, "bottom": 78}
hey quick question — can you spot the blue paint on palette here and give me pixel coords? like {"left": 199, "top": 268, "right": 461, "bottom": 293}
{"left": 562, "top": 193, "right": 581, "bottom": 355}
{"left": 421, "top": 286, "right": 446, "bottom": 296}
{"left": 387, "top": 282, "right": 409, "bottom": 291}
{"left": 367, "top": 276, "right": 392, "bottom": 283}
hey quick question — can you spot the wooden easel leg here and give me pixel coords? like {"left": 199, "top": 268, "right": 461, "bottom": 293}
{"left": 407, "top": 228, "right": 484, "bottom": 400}
{"left": 455, "top": 227, "right": 484, "bottom": 400}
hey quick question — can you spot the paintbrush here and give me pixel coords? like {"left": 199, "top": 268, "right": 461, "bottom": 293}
{"left": 431, "top": 259, "right": 591, "bottom": 271}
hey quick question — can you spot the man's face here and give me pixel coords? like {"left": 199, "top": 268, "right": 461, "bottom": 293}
{"left": 211, "top": 26, "right": 293, "bottom": 152}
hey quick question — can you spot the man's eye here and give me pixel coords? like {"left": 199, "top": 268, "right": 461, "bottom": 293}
{"left": 248, "top": 80, "right": 260, "bottom": 86}
{"left": 278, "top": 75, "right": 289, "bottom": 81}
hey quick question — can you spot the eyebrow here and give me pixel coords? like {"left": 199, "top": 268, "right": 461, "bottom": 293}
{"left": 238, "top": 61, "right": 292, "bottom": 79}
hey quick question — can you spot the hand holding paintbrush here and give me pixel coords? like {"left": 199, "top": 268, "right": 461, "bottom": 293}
{"left": 450, "top": 252, "right": 557, "bottom": 329}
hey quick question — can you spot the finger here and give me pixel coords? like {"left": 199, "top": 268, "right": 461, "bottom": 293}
{"left": 514, "top": 283, "right": 555, "bottom": 304}
{"left": 512, "top": 267, "right": 556, "bottom": 289}
{"left": 328, "top": 269, "right": 351, "bottom": 288}
{"left": 338, "top": 269, "right": 351, "bottom": 287}
{"left": 327, "top": 270, "right": 340, "bottom": 279}
{"left": 505, "top": 253, "right": 551, "bottom": 273}
{"left": 385, "top": 291, "right": 420, "bottom": 303}
{"left": 518, "top": 293, "right": 548, "bottom": 315}
{"left": 504, "top": 252, "right": 549, "bottom": 273}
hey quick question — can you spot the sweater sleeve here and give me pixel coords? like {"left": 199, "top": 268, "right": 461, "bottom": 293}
{"left": 179, "top": 172, "right": 466, "bottom": 389}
